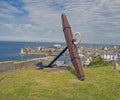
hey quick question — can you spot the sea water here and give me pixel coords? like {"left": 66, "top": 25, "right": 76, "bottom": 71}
{"left": 0, "top": 41, "right": 71, "bottom": 62}
{"left": 0, "top": 41, "right": 103, "bottom": 62}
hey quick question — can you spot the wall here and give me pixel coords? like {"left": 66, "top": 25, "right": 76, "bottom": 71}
{"left": 0, "top": 58, "right": 45, "bottom": 73}
{"left": 0, "top": 61, "right": 14, "bottom": 72}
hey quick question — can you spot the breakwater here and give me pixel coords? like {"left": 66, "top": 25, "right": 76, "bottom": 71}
{"left": 0, "top": 57, "right": 51, "bottom": 73}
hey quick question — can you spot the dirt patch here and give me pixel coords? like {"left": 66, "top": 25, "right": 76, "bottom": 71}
{"left": 38, "top": 66, "right": 71, "bottom": 73}
{"left": 0, "top": 75, "right": 7, "bottom": 83}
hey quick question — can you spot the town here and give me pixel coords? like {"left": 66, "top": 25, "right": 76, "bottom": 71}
{"left": 20, "top": 44, "right": 120, "bottom": 69}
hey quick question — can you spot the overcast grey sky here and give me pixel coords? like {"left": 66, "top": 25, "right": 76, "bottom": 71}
{"left": 0, "top": 0, "right": 120, "bottom": 45}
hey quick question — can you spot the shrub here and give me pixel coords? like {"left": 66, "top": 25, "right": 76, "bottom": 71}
{"left": 90, "top": 55, "right": 103, "bottom": 67}
{"left": 89, "top": 55, "right": 114, "bottom": 68}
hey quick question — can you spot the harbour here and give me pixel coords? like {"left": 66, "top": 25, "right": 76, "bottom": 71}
{"left": 0, "top": 41, "right": 119, "bottom": 62}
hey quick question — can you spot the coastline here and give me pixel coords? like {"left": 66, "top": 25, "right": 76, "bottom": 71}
{"left": 0, "top": 41, "right": 119, "bottom": 62}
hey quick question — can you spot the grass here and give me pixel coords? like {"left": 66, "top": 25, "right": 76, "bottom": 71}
{"left": 90, "top": 55, "right": 115, "bottom": 68}
{"left": 0, "top": 66, "right": 120, "bottom": 100}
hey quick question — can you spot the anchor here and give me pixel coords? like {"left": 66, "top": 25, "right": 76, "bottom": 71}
{"left": 38, "top": 13, "right": 85, "bottom": 81}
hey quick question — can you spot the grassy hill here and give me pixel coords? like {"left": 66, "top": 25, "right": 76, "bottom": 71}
{"left": 0, "top": 65, "right": 120, "bottom": 100}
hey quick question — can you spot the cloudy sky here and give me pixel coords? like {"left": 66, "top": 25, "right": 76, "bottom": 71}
{"left": 0, "top": 0, "right": 120, "bottom": 45}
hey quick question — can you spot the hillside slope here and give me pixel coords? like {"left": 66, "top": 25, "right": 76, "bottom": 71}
{"left": 0, "top": 66, "right": 120, "bottom": 100}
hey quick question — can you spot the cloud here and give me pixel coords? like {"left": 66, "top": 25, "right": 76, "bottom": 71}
{"left": 0, "top": 1, "right": 22, "bottom": 18}
{"left": 0, "top": 0, "right": 120, "bottom": 44}
{"left": 104, "top": 33, "right": 120, "bottom": 38}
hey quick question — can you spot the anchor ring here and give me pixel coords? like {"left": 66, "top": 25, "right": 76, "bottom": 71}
{"left": 73, "top": 32, "right": 82, "bottom": 45}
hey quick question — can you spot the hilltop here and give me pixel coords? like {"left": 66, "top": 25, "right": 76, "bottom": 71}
{"left": 0, "top": 65, "right": 120, "bottom": 100}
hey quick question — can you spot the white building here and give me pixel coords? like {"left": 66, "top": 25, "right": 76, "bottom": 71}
{"left": 103, "top": 54, "right": 117, "bottom": 61}
{"left": 53, "top": 44, "right": 62, "bottom": 48}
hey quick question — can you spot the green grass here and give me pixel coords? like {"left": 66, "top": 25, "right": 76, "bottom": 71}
{"left": 0, "top": 66, "right": 120, "bottom": 100}
{"left": 90, "top": 55, "right": 114, "bottom": 67}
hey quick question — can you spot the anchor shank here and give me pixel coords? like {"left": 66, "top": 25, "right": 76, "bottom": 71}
{"left": 48, "top": 46, "right": 68, "bottom": 67}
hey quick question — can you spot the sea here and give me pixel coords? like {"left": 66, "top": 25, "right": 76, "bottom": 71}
{"left": 0, "top": 41, "right": 70, "bottom": 62}
{"left": 0, "top": 41, "right": 110, "bottom": 62}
